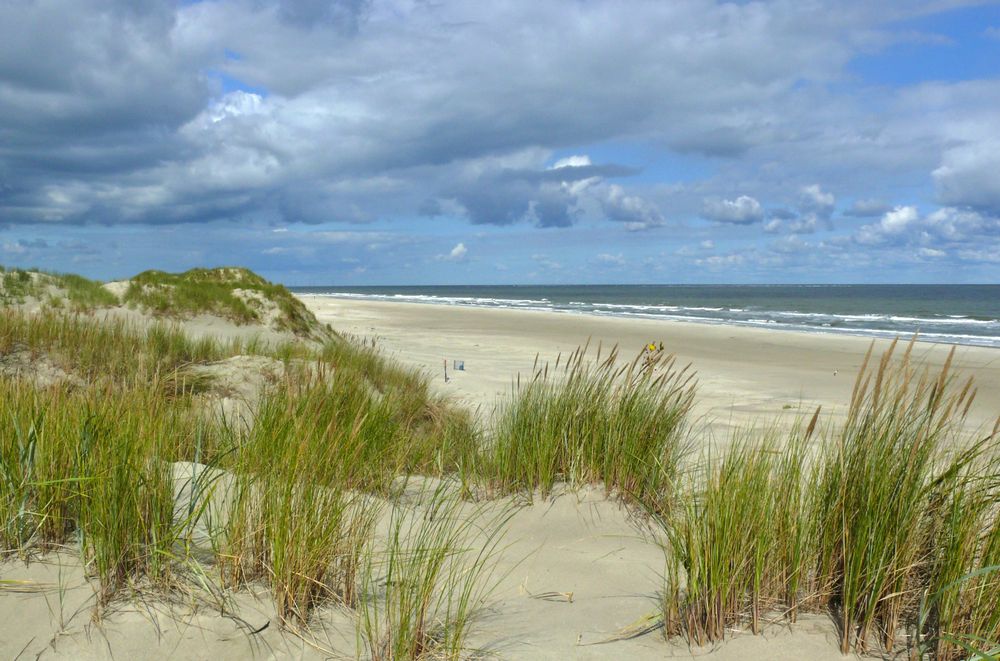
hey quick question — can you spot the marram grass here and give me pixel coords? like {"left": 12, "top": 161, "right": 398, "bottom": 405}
{"left": 484, "top": 342, "right": 696, "bottom": 504}
{"left": 357, "top": 484, "right": 512, "bottom": 661}
{"left": 653, "top": 338, "right": 1000, "bottom": 658}
{"left": 4, "top": 292, "right": 1000, "bottom": 660}
{"left": 0, "top": 303, "right": 487, "bottom": 635}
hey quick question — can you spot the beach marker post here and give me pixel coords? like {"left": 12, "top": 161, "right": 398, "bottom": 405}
{"left": 443, "top": 358, "right": 448, "bottom": 382}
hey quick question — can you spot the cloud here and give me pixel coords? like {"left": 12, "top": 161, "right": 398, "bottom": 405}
{"left": 701, "top": 196, "right": 764, "bottom": 224}
{"left": 855, "top": 205, "right": 1000, "bottom": 248}
{"left": 787, "top": 215, "right": 821, "bottom": 234}
{"left": 933, "top": 139, "right": 1000, "bottom": 214}
{"left": 845, "top": 198, "right": 891, "bottom": 217}
{"left": 601, "top": 185, "right": 665, "bottom": 230}
{"left": 277, "top": 0, "right": 371, "bottom": 32}
{"left": 1, "top": 1, "right": 1000, "bottom": 282}
{"left": 449, "top": 242, "right": 468, "bottom": 260}
{"left": 437, "top": 152, "right": 641, "bottom": 228}
{"left": 595, "top": 252, "right": 625, "bottom": 267}
{"left": 697, "top": 253, "right": 746, "bottom": 268}
{"left": 2, "top": 0, "right": 973, "bottom": 233}
{"left": 799, "top": 184, "right": 835, "bottom": 220}
{"left": 856, "top": 205, "right": 920, "bottom": 244}
{"left": 551, "top": 155, "right": 592, "bottom": 169}
{"left": 437, "top": 242, "right": 468, "bottom": 262}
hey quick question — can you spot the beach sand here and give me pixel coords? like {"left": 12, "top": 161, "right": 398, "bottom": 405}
{"left": 4, "top": 298, "right": 999, "bottom": 660}
{"left": 300, "top": 295, "right": 1000, "bottom": 436}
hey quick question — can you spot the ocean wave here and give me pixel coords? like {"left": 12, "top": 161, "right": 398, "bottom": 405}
{"left": 298, "top": 291, "right": 1000, "bottom": 348}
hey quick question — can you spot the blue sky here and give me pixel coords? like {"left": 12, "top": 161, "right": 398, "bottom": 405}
{"left": 1, "top": 0, "right": 999, "bottom": 285}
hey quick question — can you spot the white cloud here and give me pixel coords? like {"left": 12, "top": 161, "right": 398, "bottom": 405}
{"left": 602, "top": 184, "right": 664, "bottom": 230}
{"left": 433, "top": 242, "right": 468, "bottom": 262}
{"left": 787, "top": 214, "right": 820, "bottom": 234}
{"left": 550, "top": 155, "right": 592, "bottom": 169}
{"left": 800, "top": 184, "right": 835, "bottom": 217}
{"left": 596, "top": 252, "right": 625, "bottom": 267}
{"left": 854, "top": 205, "right": 1000, "bottom": 251}
{"left": 957, "top": 248, "right": 1000, "bottom": 263}
{"left": 857, "top": 205, "right": 919, "bottom": 244}
{"left": 881, "top": 206, "right": 920, "bottom": 232}
{"left": 701, "top": 196, "right": 764, "bottom": 224}
{"left": 697, "top": 253, "right": 746, "bottom": 267}
{"left": 919, "top": 247, "right": 945, "bottom": 258}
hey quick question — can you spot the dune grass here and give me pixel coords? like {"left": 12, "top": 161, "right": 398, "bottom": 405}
{"left": 358, "top": 485, "right": 511, "bottom": 660}
{"left": 811, "top": 339, "right": 986, "bottom": 654}
{"left": 0, "top": 308, "right": 249, "bottom": 385}
{"left": 5, "top": 282, "right": 1000, "bottom": 659}
{"left": 657, "top": 419, "right": 816, "bottom": 644}
{"left": 123, "top": 267, "right": 319, "bottom": 335}
{"left": 483, "top": 343, "right": 695, "bottom": 503}
{"left": 653, "top": 338, "right": 1000, "bottom": 658}
{"left": 50, "top": 272, "right": 119, "bottom": 310}
{"left": 1, "top": 302, "right": 490, "bottom": 639}
{"left": 0, "top": 266, "right": 117, "bottom": 310}
{"left": 0, "top": 378, "right": 208, "bottom": 604}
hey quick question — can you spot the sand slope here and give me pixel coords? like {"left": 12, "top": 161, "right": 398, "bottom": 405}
{"left": 2, "top": 481, "right": 848, "bottom": 660}
{"left": 4, "top": 296, "right": 999, "bottom": 659}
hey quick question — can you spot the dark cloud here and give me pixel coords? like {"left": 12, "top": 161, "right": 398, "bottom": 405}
{"left": 440, "top": 158, "right": 641, "bottom": 227}
{"left": 845, "top": 198, "right": 891, "bottom": 217}
{"left": 276, "top": 0, "right": 371, "bottom": 32}
{"left": 0, "top": 0, "right": 998, "bottom": 282}
{"left": 933, "top": 140, "right": 1000, "bottom": 215}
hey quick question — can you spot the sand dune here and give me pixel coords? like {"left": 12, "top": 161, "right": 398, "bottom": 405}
{"left": 3, "top": 296, "right": 998, "bottom": 659}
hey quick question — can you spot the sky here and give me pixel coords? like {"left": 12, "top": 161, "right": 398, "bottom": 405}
{"left": 1, "top": 0, "right": 999, "bottom": 285}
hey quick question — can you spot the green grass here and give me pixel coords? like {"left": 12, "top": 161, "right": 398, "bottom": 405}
{"left": 0, "top": 308, "right": 248, "bottom": 385}
{"left": 358, "top": 485, "right": 511, "bottom": 660}
{"left": 0, "top": 266, "right": 117, "bottom": 310}
{"left": 0, "top": 379, "right": 208, "bottom": 603}
{"left": 122, "top": 266, "right": 320, "bottom": 336}
{"left": 1, "top": 299, "right": 486, "bottom": 635}
{"left": 811, "top": 339, "right": 985, "bottom": 654}
{"left": 657, "top": 420, "right": 815, "bottom": 644}
{"left": 482, "top": 343, "right": 695, "bottom": 504}
{"left": 5, "top": 277, "right": 1000, "bottom": 660}
{"left": 921, "top": 452, "right": 1000, "bottom": 660}
{"left": 0, "top": 268, "right": 40, "bottom": 304}
{"left": 653, "top": 338, "right": 1000, "bottom": 658}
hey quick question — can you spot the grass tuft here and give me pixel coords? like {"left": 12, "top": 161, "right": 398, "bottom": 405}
{"left": 483, "top": 343, "right": 695, "bottom": 504}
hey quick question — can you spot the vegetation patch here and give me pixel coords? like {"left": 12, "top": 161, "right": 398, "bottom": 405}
{"left": 653, "top": 339, "right": 1000, "bottom": 659}
{"left": 483, "top": 343, "right": 695, "bottom": 505}
{"left": 3, "top": 266, "right": 1000, "bottom": 659}
{"left": 122, "top": 267, "right": 321, "bottom": 336}
{"left": 0, "top": 266, "right": 116, "bottom": 310}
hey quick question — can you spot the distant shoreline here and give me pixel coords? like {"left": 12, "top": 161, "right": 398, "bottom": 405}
{"left": 295, "top": 286, "right": 1000, "bottom": 349}
{"left": 298, "top": 295, "right": 1000, "bottom": 435}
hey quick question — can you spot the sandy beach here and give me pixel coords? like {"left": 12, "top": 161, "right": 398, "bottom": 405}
{"left": 300, "top": 296, "right": 1000, "bottom": 436}
{"left": 2, "top": 290, "right": 998, "bottom": 661}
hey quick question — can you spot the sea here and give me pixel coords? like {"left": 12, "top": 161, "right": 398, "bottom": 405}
{"left": 291, "top": 284, "right": 1000, "bottom": 348}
